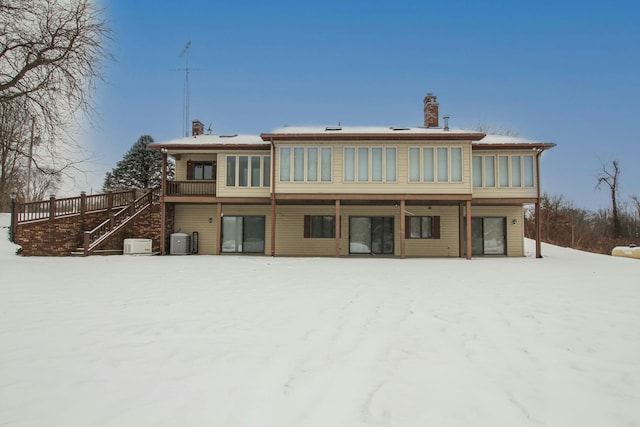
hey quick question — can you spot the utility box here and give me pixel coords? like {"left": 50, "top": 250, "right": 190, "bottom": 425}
{"left": 123, "top": 238, "right": 152, "bottom": 255}
{"left": 170, "top": 233, "right": 191, "bottom": 255}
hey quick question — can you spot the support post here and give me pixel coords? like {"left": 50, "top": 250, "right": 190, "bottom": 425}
{"left": 466, "top": 200, "right": 472, "bottom": 260}
{"left": 400, "top": 199, "right": 406, "bottom": 259}
{"left": 335, "top": 199, "right": 341, "bottom": 257}
{"left": 160, "top": 150, "right": 168, "bottom": 255}
{"left": 80, "top": 191, "right": 87, "bottom": 229}
{"left": 459, "top": 202, "right": 464, "bottom": 258}
{"left": 49, "top": 195, "right": 56, "bottom": 222}
{"left": 270, "top": 197, "right": 276, "bottom": 257}
{"left": 535, "top": 150, "right": 543, "bottom": 258}
{"left": 9, "top": 192, "right": 16, "bottom": 243}
{"left": 216, "top": 202, "right": 222, "bottom": 255}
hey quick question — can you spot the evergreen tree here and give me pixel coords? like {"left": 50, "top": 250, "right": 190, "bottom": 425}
{"left": 103, "top": 135, "right": 174, "bottom": 191}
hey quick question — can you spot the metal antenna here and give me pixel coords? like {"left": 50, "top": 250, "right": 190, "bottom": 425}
{"left": 180, "top": 40, "right": 192, "bottom": 137}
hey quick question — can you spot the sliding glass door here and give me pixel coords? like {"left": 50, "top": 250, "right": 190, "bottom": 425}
{"left": 466, "top": 217, "right": 506, "bottom": 256}
{"left": 221, "top": 216, "right": 265, "bottom": 253}
{"left": 349, "top": 217, "right": 394, "bottom": 255}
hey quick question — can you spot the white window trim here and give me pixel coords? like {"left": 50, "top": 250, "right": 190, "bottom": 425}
{"left": 409, "top": 146, "right": 463, "bottom": 183}
{"left": 472, "top": 153, "right": 536, "bottom": 188}
{"left": 279, "top": 146, "right": 334, "bottom": 183}
{"left": 225, "top": 154, "right": 271, "bottom": 188}
{"left": 344, "top": 146, "right": 397, "bottom": 183}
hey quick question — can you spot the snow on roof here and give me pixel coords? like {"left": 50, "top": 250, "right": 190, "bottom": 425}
{"left": 267, "top": 125, "right": 479, "bottom": 135}
{"left": 151, "top": 134, "right": 268, "bottom": 147}
{"left": 474, "top": 134, "right": 546, "bottom": 145}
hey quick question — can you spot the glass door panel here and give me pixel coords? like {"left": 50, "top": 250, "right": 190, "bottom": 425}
{"left": 349, "top": 217, "right": 371, "bottom": 254}
{"left": 483, "top": 217, "right": 506, "bottom": 255}
{"left": 243, "top": 216, "right": 265, "bottom": 253}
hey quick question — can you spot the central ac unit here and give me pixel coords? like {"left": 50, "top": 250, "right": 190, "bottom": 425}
{"left": 170, "top": 233, "right": 191, "bottom": 255}
{"left": 123, "top": 238, "right": 152, "bottom": 255}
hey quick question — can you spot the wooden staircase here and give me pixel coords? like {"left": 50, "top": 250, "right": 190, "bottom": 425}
{"left": 75, "top": 189, "right": 156, "bottom": 256}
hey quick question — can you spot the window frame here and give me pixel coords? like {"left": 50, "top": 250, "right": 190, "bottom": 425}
{"left": 225, "top": 154, "right": 271, "bottom": 188}
{"left": 409, "top": 146, "right": 463, "bottom": 184}
{"left": 406, "top": 215, "right": 440, "bottom": 239}
{"left": 344, "top": 146, "right": 397, "bottom": 183}
{"left": 304, "top": 215, "right": 337, "bottom": 238}
{"left": 280, "top": 146, "right": 333, "bottom": 183}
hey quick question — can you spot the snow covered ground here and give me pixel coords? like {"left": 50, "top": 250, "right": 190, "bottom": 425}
{"left": 1, "top": 213, "right": 639, "bottom": 426}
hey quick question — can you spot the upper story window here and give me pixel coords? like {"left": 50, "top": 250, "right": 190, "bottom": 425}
{"left": 187, "top": 161, "right": 215, "bottom": 180}
{"left": 226, "top": 155, "right": 271, "bottom": 188}
{"left": 344, "top": 146, "right": 396, "bottom": 183}
{"left": 409, "top": 146, "right": 462, "bottom": 183}
{"left": 280, "top": 146, "right": 332, "bottom": 182}
{"left": 473, "top": 154, "right": 535, "bottom": 188}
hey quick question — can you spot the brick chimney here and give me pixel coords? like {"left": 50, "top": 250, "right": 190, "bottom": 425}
{"left": 424, "top": 94, "right": 439, "bottom": 128}
{"left": 192, "top": 120, "right": 204, "bottom": 137}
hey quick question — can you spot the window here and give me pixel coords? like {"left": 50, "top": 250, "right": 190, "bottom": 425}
{"left": 187, "top": 161, "right": 216, "bottom": 180}
{"left": 294, "top": 148, "right": 304, "bottom": 181}
{"left": 238, "top": 156, "right": 248, "bottom": 187}
{"left": 280, "top": 148, "right": 291, "bottom": 181}
{"left": 484, "top": 155, "right": 495, "bottom": 187}
{"left": 472, "top": 154, "right": 535, "bottom": 189}
{"left": 472, "top": 156, "right": 482, "bottom": 187}
{"left": 344, "top": 147, "right": 396, "bottom": 183}
{"left": 386, "top": 147, "right": 397, "bottom": 182}
{"left": 358, "top": 147, "right": 369, "bottom": 182}
{"left": 499, "top": 156, "right": 509, "bottom": 187}
{"left": 226, "top": 155, "right": 270, "bottom": 187}
{"left": 409, "top": 146, "right": 462, "bottom": 183}
{"left": 512, "top": 155, "right": 521, "bottom": 187}
{"left": 280, "top": 146, "right": 333, "bottom": 182}
{"left": 226, "top": 157, "right": 236, "bottom": 186}
{"left": 304, "top": 215, "right": 336, "bottom": 238}
{"left": 406, "top": 216, "right": 440, "bottom": 239}
{"left": 523, "top": 156, "right": 534, "bottom": 187}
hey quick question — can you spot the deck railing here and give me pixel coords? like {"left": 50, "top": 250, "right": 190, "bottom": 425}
{"left": 166, "top": 180, "right": 216, "bottom": 197}
{"left": 83, "top": 190, "right": 155, "bottom": 254}
{"left": 14, "top": 189, "right": 150, "bottom": 224}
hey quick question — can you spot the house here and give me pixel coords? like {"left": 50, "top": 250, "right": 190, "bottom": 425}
{"left": 151, "top": 94, "right": 555, "bottom": 259}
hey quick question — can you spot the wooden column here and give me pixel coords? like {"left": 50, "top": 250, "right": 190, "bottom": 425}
{"left": 459, "top": 202, "right": 464, "bottom": 258}
{"left": 216, "top": 202, "right": 222, "bottom": 255}
{"left": 270, "top": 198, "right": 276, "bottom": 257}
{"left": 335, "top": 199, "right": 341, "bottom": 257}
{"left": 535, "top": 150, "right": 543, "bottom": 258}
{"left": 400, "top": 200, "right": 406, "bottom": 259}
{"left": 159, "top": 151, "right": 167, "bottom": 255}
{"left": 466, "top": 200, "right": 472, "bottom": 260}
{"left": 270, "top": 137, "right": 277, "bottom": 257}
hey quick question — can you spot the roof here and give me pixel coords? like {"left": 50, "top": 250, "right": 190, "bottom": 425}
{"left": 261, "top": 125, "right": 486, "bottom": 141}
{"left": 149, "top": 134, "right": 269, "bottom": 150}
{"left": 472, "top": 134, "right": 556, "bottom": 151}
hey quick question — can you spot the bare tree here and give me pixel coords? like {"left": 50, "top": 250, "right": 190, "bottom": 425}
{"left": 596, "top": 160, "right": 622, "bottom": 237}
{"left": 0, "top": 0, "right": 111, "bottom": 206}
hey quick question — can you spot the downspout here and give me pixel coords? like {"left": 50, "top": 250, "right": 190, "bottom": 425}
{"left": 270, "top": 137, "right": 276, "bottom": 257}
{"left": 535, "top": 148, "right": 543, "bottom": 258}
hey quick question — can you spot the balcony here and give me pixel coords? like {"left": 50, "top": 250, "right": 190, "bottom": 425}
{"left": 166, "top": 180, "right": 216, "bottom": 197}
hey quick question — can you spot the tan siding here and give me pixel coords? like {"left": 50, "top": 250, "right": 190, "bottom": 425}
{"left": 174, "top": 154, "right": 217, "bottom": 181}
{"left": 274, "top": 204, "right": 460, "bottom": 257}
{"left": 470, "top": 205, "right": 524, "bottom": 257}
{"left": 275, "top": 141, "right": 473, "bottom": 195}
{"left": 218, "top": 152, "right": 272, "bottom": 198}
{"left": 275, "top": 205, "right": 337, "bottom": 256}
{"left": 174, "top": 204, "right": 218, "bottom": 254}
{"left": 472, "top": 150, "right": 538, "bottom": 199}
{"left": 404, "top": 206, "right": 460, "bottom": 257}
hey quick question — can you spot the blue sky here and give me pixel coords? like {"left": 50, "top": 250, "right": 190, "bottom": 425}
{"left": 80, "top": 0, "right": 640, "bottom": 210}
